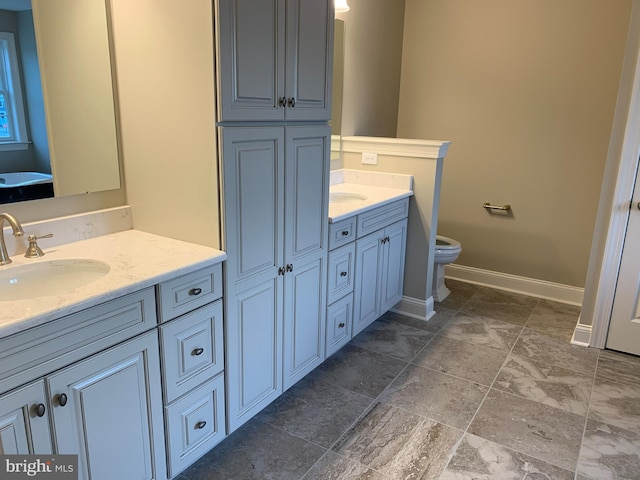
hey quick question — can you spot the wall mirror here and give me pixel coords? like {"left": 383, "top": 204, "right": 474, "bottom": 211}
{"left": 0, "top": 0, "right": 120, "bottom": 205}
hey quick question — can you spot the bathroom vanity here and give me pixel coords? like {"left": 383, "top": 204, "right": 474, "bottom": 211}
{"left": 0, "top": 230, "right": 226, "bottom": 480}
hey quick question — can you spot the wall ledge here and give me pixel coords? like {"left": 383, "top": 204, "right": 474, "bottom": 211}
{"left": 445, "top": 264, "right": 584, "bottom": 306}
{"left": 341, "top": 136, "right": 451, "bottom": 159}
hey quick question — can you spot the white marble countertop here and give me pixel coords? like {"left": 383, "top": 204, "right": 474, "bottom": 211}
{"left": 0, "top": 230, "right": 226, "bottom": 338}
{"left": 328, "top": 170, "right": 414, "bottom": 223}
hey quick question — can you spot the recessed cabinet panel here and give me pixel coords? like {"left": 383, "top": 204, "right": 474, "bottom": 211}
{"left": 285, "top": 126, "right": 329, "bottom": 261}
{"left": 353, "top": 234, "right": 383, "bottom": 336}
{"left": 0, "top": 380, "right": 52, "bottom": 455}
{"left": 328, "top": 217, "right": 356, "bottom": 250}
{"left": 327, "top": 242, "right": 356, "bottom": 305}
{"left": 160, "top": 301, "right": 224, "bottom": 403}
{"left": 157, "top": 264, "right": 222, "bottom": 322}
{"left": 47, "top": 331, "right": 166, "bottom": 480}
{"left": 380, "top": 219, "right": 408, "bottom": 313}
{"left": 326, "top": 293, "right": 353, "bottom": 358}
{"left": 221, "top": 127, "right": 285, "bottom": 283}
{"left": 216, "top": 0, "right": 285, "bottom": 121}
{"left": 283, "top": 257, "right": 326, "bottom": 390}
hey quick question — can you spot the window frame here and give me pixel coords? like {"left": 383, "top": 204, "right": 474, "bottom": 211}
{"left": 0, "top": 30, "right": 29, "bottom": 151}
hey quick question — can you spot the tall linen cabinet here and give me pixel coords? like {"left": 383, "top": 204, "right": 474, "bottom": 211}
{"left": 214, "top": 0, "right": 334, "bottom": 433}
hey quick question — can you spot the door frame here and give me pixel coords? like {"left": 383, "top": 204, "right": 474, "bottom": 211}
{"left": 582, "top": 0, "right": 640, "bottom": 348}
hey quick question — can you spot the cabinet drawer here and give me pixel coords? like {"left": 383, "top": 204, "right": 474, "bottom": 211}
{"left": 159, "top": 300, "right": 223, "bottom": 404}
{"left": 327, "top": 243, "right": 356, "bottom": 305}
{"left": 357, "top": 198, "right": 409, "bottom": 238}
{"left": 329, "top": 217, "right": 356, "bottom": 250}
{"left": 0, "top": 288, "right": 156, "bottom": 395}
{"left": 326, "top": 293, "right": 353, "bottom": 358}
{"left": 165, "top": 374, "right": 226, "bottom": 477}
{"left": 157, "top": 263, "right": 222, "bottom": 322}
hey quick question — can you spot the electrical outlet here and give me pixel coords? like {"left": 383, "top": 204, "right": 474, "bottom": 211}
{"left": 362, "top": 152, "right": 378, "bottom": 165}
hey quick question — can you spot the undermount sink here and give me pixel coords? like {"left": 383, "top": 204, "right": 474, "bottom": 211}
{"left": 329, "top": 192, "right": 368, "bottom": 203}
{"left": 0, "top": 259, "right": 111, "bottom": 301}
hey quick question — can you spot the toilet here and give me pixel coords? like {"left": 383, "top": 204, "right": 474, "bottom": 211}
{"left": 432, "top": 235, "right": 462, "bottom": 302}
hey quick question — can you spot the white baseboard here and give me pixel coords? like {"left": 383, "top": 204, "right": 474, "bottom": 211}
{"left": 445, "top": 264, "right": 584, "bottom": 306}
{"left": 390, "top": 295, "right": 436, "bottom": 321}
{"left": 571, "top": 321, "right": 592, "bottom": 347}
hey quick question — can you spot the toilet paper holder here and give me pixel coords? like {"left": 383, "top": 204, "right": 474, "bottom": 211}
{"left": 483, "top": 202, "right": 511, "bottom": 211}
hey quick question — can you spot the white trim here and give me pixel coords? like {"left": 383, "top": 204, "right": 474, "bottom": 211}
{"left": 390, "top": 295, "right": 436, "bottom": 321}
{"left": 331, "top": 134, "right": 341, "bottom": 152}
{"left": 341, "top": 136, "right": 451, "bottom": 159}
{"left": 571, "top": 320, "right": 592, "bottom": 347}
{"left": 445, "top": 264, "right": 584, "bottom": 306}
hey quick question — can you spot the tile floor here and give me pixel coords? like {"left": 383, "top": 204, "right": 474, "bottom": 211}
{"left": 179, "top": 280, "right": 640, "bottom": 480}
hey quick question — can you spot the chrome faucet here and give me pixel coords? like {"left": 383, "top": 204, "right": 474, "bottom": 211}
{"left": 0, "top": 213, "right": 25, "bottom": 265}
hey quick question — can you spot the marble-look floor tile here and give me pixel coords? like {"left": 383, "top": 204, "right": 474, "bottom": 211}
{"left": 460, "top": 287, "right": 539, "bottom": 325}
{"left": 440, "top": 433, "right": 574, "bottom": 480}
{"left": 301, "top": 451, "right": 387, "bottom": 480}
{"left": 468, "top": 389, "right": 585, "bottom": 471}
{"left": 412, "top": 334, "right": 507, "bottom": 386}
{"left": 256, "top": 372, "right": 373, "bottom": 448}
{"left": 436, "top": 279, "right": 479, "bottom": 311}
{"left": 493, "top": 354, "right": 593, "bottom": 415}
{"left": 577, "top": 419, "right": 640, "bottom": 480}
{"left": 383, "top": 308, "right": 456, "bottom": 334}
{"left": 524, "top": 299, "right": 581, "bottom": 341}
{"left": 331, "top": 402, "right": 462, "bottom": 480}
{"left": 313, "top": 344, "right": 407, "bottom": 398}
{"left": 597, "top": 349, "right": 640, "bottom": 388}
{"left": 350, "top": 317, "right": 435, "bottom": 362}
{"left": 379, "top": 363, "right": 487, "bottom": 430}
{"left": 589, "top": 378, "right": 640, "bottom": 435}
{"left": 511, "top": 328, "right": 599, "bottom": 376}
{"left": 439, "top": 312, "right": 523, "bottom": 351}
{"left": 184, "top": 418, "right": 325, "bottom": 480}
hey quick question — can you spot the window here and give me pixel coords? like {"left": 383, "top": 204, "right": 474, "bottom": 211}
{"left": 0, "top": 31, "right": 28, "bottom": 150}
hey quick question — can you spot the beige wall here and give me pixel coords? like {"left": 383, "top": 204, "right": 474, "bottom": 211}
{"left": 110, "top": 0, "right": 220, "bottom": 249}
{"left": 396, "top": 0, "right": 632, "bottom": 287}
{"left": 336, "top": 0, "right": 405, "bottom": 137}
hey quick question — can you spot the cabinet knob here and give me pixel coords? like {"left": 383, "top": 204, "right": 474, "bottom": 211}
{"left": 278, "top": 266, "right": 285, "bottom": 276}
{"left": 56, "top": 393, "right": 68, "bottom": 407}
{"left": 192, "top": 347, "right": 205, "bottom": 356}
{"left": 340, "top": 271, "right": 347, "bottom": 277}
{"left": 34, "top": 403, "right": 46, "bottom": 417}
{"left": 278, "top": 96, "right": 287, "bottom": 108}
{"left": 286, "top": 263, "right": 294, "bottom": 272}
{"left": 341, "top": 230, "right": 349, "bottom": 236}
{"left": 195, "top": 421, "right": 207, "bottom": 430}
{"left": 338, "top": 322, "right": 345, "bottom": 328}
{"left": 189, "top": 287, "right": 202, "bottom": 296}
{"left": 288, "top": 97, "right": 296, "bottom": 108}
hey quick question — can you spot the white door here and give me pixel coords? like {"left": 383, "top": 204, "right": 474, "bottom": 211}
{"left": 607, "top": 160, "right": 640, "bottom": 355}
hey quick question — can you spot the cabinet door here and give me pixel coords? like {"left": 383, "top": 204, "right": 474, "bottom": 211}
{"left": 226, "top": 276, "right": 283, "bottom": 433}
{"left": 380, "top": 219, "right": 408, "bottom": 314}
{"left": 284, "top": 125, "right": 329, "bottom": 262}
{"left": 47, "top": 331, "right": 166, "bottom": 480}
{"left": 215, "top": 0, "right": 286, "bottom": 121}
{"left": 221, "top": 126, "right": 285, "bottom": 285}
{"left": 283, "top": 256, "right": 326, "bottom": 390}
{"left": 326, "top": 293, "right": 353, "bottom": 358}
{"left": 353, "top": 233, "right": 384, "bottom": 336}
{"left": 284, "top": 0, "right": 334, "bottom": 121}
{"left": 0, "top": 380, "right": 52, "bottom": 455}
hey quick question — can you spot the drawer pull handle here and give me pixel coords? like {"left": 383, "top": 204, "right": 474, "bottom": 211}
{"left": 341, "top": 230, "right": 349, "bottom": 236}
{"left": 189, "top": 287, "right": 202, "bottom": 296}
{"left": 338, "top": 323, "right": 345, "bottom": 328}
{"left": 340, "top": 271, "right": 348, "bottom": 277}
{"left": 195, "top": 421, "right": 207, "bottom": 430}
{"left": 35, "top": 403, "right": 46, "bottom": 417}
{"left": 57, "top": 393, "right": 68, "bottom": 407}
{"left": 192, "top": 347, "right": 205, "bottom": 356}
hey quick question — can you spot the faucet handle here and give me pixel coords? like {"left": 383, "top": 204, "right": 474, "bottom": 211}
{"left": 24, "top": 233, "right": 53, "bottom": 258}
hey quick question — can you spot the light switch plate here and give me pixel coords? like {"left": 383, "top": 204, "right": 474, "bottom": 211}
{"left": 362, "top": 152, "right": 378, "bottom": 165}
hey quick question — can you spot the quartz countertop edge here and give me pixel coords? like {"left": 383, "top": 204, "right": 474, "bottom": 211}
{"left": 0, "top": 229, "right": 226, "bottom": 338}
{"left": 328, "top": 182, "right": 414, "bottom": 223}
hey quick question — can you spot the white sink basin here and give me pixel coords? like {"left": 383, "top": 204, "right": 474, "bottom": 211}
{"left": 329, "top": 192, "right": 368, "bottom": 203}
{"left": 0, "top": 259, "right": 110, "bottom": 301}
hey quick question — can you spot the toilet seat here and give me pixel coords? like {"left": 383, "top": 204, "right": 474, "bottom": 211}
{"left": 435, "top": 235, "right": 461, "bottom": 251}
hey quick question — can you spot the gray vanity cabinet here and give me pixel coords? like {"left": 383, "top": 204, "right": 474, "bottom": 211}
{"left": 215, "top": 0, "right": 333, "bottom": 122}
{"left": 221, "top": 125, "right": 329, "bottom": 433}
{"left": 0, "top": 380, "right": 52, "bottom": 455}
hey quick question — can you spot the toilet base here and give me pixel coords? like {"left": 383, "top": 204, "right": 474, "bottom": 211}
{"left": 432, "top": 263, "right": 451, "bottom": 302}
